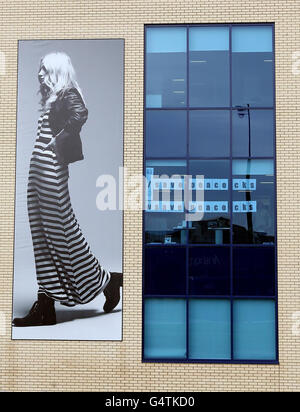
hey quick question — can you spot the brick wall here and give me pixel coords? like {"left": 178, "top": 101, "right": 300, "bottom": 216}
{"left": 0, "top": 0, "right": 299, "bottom": 392}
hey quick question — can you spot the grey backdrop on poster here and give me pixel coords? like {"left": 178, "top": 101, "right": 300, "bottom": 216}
{"left": 13, "top": 39, "right": 124, "bottom": 340}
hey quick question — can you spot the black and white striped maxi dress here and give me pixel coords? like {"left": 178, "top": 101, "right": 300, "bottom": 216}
{"left": 27, "top": 110, "right": 110, "bottom": 307}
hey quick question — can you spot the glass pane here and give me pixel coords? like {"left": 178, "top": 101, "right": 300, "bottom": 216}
{"left": 144, "top": 298, "right": 187, "bottom": 359}
{"left": 145, "top": 159, "right": 187, "bottom": 182}
{"left": 189, "top": 27, "right": 230, "bottom": 107}
{"left": 145, "top": 213, "right": 189, "bottom": 245}
{"left": 233, "top": 299, "right": 276, "bottom": 360}
{"left": 146, "top": 110, "right": 187, "bottom": 157}
{"left": 232, "top": 26, "right": 274, "bottom": 107}
{"left": 145, "top": 160, "right": 188, "bottom": 244}
{"left": 145, "top": 247, "right": 186, "bottom": 295}
{"left": 189, "top": 247, "right": 230, "bottom": 295}
{"left": 146, "top": 27, "right": 187, "bottom": 108}
{"left": 188, "top": 160, "right": 230, "bottom": 244}
{"left": 189, "top": 299, "right": 231, "bottom": 359}
{"left": 232, "top": 109, "right": 274, "bottom": 157}
{"left": 189, "top": 110, "right": 230, "bottom": 157}
{"left": 232, "top": 159, "right": 275, "bottom": 244}
{"left": 232, "top": 27, "right": 273, "bottom": 53}
{"left": 233, "top": 247, "right": 275, "bottom": 296}
{"left": 233, "top": 159, "right": 273, "bottom": 175}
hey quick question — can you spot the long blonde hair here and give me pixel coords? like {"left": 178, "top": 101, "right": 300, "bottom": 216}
{"left": 38, "top": 52, "right": 85, "bottom": 111}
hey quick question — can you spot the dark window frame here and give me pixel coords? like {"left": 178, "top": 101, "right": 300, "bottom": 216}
{"left": 142, "top": 23, "right": 278, "bottom": 364}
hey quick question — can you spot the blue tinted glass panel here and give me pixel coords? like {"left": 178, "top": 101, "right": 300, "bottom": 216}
{"left": 233, "top": 299, "right": 276, "bottom": 360}
{"left": 146, "top": 110, "right": 187, "bottom": 157}
{"left": 145, "top": 160, "right": 188, "bottom": 244}
{"left": 189, "top": 247, "right": 230, "bottom": 295}
{"left": 147, "top": 27, "right": 187, "bottom": 53}
{"left": 145, "top": 247, "right": 186, "bottom": 295}
{"left": 145, "top": 213, "right": 188, "bottom": 245}
{"left": 144, "top": 299, "right": 187, "bottom": 359}
{"left": 146, "top": 27, "right": 187, "bottom": 108}
{"left": 232, "top": 109, "right": 274, "bottom": 157}
{"left": 143, "top": 24, "right": 277, "bottom": 364}
{"left": 189, "top": 160, "right": 230, "bottom": 244}
{"left": 190, "top": 27, "right": 229, "bottom": 51}
{"left": 189, "top": 299, "right": 231, "bottom": 359}
{"left": 233, "top": 247, "right": 275, "bottom": 296}
{"left": 232, "top": 160, "right": 275, "bottom": 244}
{"left": 232, "top": 26, "right": 273, "bottom": 107}
{"left": 189, "top": 110, "right": 230, "bottom": 157}
{"left": 232, "top": 27, "right": 273, "bottom": 53}
{"left": 189, "top": 27, "right": 229, "bottom": 107}
{"left": 232, "top": 159, "right": 274, "bottom": 175}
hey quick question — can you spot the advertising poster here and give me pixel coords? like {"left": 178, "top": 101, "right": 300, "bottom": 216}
{"left": 12, "top": 39, "right": 124, "bottom": 340}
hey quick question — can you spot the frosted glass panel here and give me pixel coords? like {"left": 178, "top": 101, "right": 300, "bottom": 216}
{"left": 146, "top": 27, "right": 187, "bottom": 53}
{"left": 189, "top": 27, "right": 229, "bottom": 51}
{"left": 232, "top": 26, "right": 273, "bottom": 53}
{"left": 189, "top": 299, "right": 231, "bottom": 359}
{"left": 144, "top": 299, "right": 187, "bottom": 359}
{"left": 233, "top": 300, "right": 276, "bottom": 360}
{"left": 143, "top": 25, "right": 277, "bottom": 363}
{"left": 146, "top": 95, "right": 162, "bottom": 108}
{"left": 232, "top": 159, "right": 274, "bottom": 175}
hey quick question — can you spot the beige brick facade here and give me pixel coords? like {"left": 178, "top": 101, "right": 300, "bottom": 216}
{"left": 0, "top": 0, "right": 299, "bottom": 392}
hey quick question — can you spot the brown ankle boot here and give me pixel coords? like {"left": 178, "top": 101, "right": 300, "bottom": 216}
{"left": 12, "top": 293, "right": 56, "bottom": 327}
{"left": 103, "top": 272, "right": 123, "bottom": 313}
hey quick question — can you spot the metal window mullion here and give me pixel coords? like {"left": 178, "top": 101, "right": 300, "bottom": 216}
{"left": 146, "top": 106, "right": 275, "bottom": 111}
{"left": 272, "top": 23, "right": 279, "bottom": 362}
{"left": 143, "top": 23, "right": 278, "bottom": 364}
{"left": 229, "top": 23, "right": 234, "bottom": 361}
{"left": 142, "top": 24, "right": 147, "bottom": 362}
{"left": 186, "top": 25, "right": 190, "bottom": 361}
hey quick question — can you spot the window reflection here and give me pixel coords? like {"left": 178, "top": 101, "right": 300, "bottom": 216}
{"left": 232, "top": 159, "right": 275, "bottom": 244}
{"left": 145, "top": 213, "right": 188, "bottom": 245}
{"left": 233, "top": 247, "right": 275, "bottom": 296}
{"left": 189, "top": 247, "right": 230, "bottom": 295}
{"left": 146, "top": 110, "right": 187, "bottom": 157}
{"left": 189, "top": 110, "right": 230, "bottom": 157}
{"left": 145, "top": 160, "right": 187, "bottom": 244}
{"left": 189, "top": 160, "right": 230, "bottom": 244}
{"left": 232, "top": 109, "right": 274, "bottom": 157}
{"left": 233, "top": 299, "right": 276, "bottom": 360}
{"left": 143, "top": 25, "right": 277, "bottom": 362}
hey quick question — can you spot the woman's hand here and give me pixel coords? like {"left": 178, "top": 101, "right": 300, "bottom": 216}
{"left": 43, "top": 137, "right": 56, "bottom": 152}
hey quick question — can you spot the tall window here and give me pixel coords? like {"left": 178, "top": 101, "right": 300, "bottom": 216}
{"left": 143, "top": 24, "right": 277, "bottom": 363}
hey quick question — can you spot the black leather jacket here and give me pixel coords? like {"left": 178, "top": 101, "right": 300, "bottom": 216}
{"left": 48, "top": 87, "right": 88, "bottom": 166}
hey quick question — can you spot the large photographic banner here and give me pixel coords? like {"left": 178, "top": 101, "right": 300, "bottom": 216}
{"left": 12, "top": 39, "right": 124, "bottom": 340}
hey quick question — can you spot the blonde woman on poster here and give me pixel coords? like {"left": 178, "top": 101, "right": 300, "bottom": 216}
{"left": 13, "top": 52, "right": 123, "bottom": 327}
